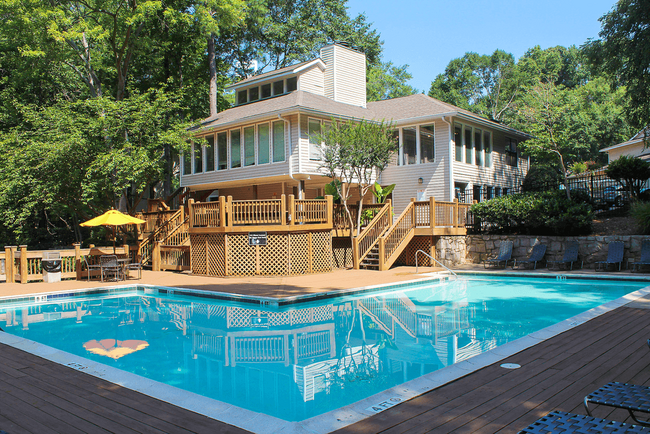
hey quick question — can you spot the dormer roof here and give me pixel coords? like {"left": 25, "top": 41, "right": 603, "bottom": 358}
{"left": 225, "top": 59, "right": 326, "bottom": 92}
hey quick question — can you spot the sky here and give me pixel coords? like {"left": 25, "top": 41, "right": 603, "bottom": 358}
{"left": 345, "top": 0, "right": 617, "bottom": 93}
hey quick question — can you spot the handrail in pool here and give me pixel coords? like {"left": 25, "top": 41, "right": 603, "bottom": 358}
{"left": 415, "top": 249, "right": 457, "bottom": 278}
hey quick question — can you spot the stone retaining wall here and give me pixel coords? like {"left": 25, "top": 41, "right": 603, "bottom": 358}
{"left": 434, "top": 235, "right": 649, "bottom": 268}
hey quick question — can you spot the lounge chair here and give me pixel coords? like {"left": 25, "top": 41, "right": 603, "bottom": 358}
{"left": 513, "top": 244, "right": 547, "bottom": 270}
{"left": 631, "top": 240, "right": 650, "bottom": 273}
{"left": 83, "top": 256, "right": 102, "bottom": 281}
{"left": 100, "top": 255, "right": 123, "bottom": 281}
{"left": 519, "top": 410, "right": 650, "bottom": 433}
{"left": 548, "top": 241, "right": 582, "bottom": 270}
{"left": 584, "top": 382, "right": 650, "bottom": 427}
{"left": 595, "top": 241, "right": 625, "bottom": 271}
{"left": 484, "top": 241, "right": 513, "bottom": 269}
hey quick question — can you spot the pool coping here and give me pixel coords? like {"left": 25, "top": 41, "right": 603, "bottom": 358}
{"left": 1, "top": 272, "right": 650, "bottom": 433}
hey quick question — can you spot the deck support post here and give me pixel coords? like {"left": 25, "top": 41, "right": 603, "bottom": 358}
{"left": 430, "top": 197, "right": 436, "bottom": 234}
{"left": 74, "top": 243, "right": 82, "bottom": 280}
{"left": 326, "top": 195, "right": 333, "bottom": 227}
{"left": 454, "top": 198, "right": 459, "bottom": 228}
{"left": 281, "top": 194, "right": 287, "bottom": 225}
{"left": 227, "top": 196, "right": 233, "bottom": 229}
{"left": 288, "top": 195, "right": 295, "bottom": 226}
{"left": 19, "top": 245, "right": 27, "bottom": 284}
{"left": 152, "top": 241, "right": 162, "bottom": 272}
{"left": 4, "top": 246, "right": 15, "bottom": 283}
{"left": 378, "top": 238, "right": 386, "bottom": 271}
{"left": 188, "top": 198, "right": 195, "bottom": 228}
{"left": 218, "top": 196, "right": 226, "bottom": 228}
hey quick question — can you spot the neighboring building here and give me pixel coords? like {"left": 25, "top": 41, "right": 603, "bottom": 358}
{"left": 600, "top": 128, "right": 650, "bottom": 163}
{"left": 182, "top": 43, "right": 529, "bottom": 214}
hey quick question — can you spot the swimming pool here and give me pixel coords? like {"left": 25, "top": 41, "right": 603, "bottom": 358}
{"left": 0, "top": 274, "right": 648, "bottom": 430}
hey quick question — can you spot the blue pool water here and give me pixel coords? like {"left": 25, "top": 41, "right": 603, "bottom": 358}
{"left": 0, "top": 275, "right": 647, "bottom": 422}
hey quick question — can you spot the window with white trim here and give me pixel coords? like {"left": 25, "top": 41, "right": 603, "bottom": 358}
{"left": 258, "top": 123, "right": 270, "bottom": 165}
{"left": 205, "top": 135, "right": 215, "bottom": 172}
{"left": 308, "top": 118, "right": 322, "bottom": 161}
{"left": 230, "top": 129, "right": 241, "bottom": 168}
{"left": 194, "top": 142, "right": 203, "bottom": 173}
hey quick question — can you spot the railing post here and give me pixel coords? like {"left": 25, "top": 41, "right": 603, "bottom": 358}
{"left": 288, "top": 194, "right": 295, "bottom": 226}
{"left": 4, "top": 246, "right": 14, "bottom": 283}
{"left": 123, "top": 244, "right": 129, "bottom": 259}
{"left": 352, "top": 238, "right": 360, "bottom": 269}
{"left": 74, "top": 243, "right": 82, "bottom": 280}
{"left": 326, "top": 195, "right": 333, "bottom": 227}
{"left": 454, "top": 198, "right": 459, "bottom": 228}
{"left": 179, "top": 205, "right": 184, "bottom": 222}
{"left": 153, "top": 241, "right": 162, "bottom": 272}
{"left": 280, "top": 194, "right": 287, "bottom": 226}
{"left": 227, "top": 196, "right": 233, "bottom": 228}
{"left": 411, "top": 198, "right": 416, "bottom": 227}
{"left": 378, "top": 238, "right": 386, "bottom": 271}
{"left": 188, "top": 198, "right": 195, "bottom": 228}
{"left": 429, "top": 197, "right": 436, "bottom": 232}
{"left": 19, "top": 245, "right": 28, "bottom": 284}
{"left": 219, "top": 196, "right": 226, "bottom": 228}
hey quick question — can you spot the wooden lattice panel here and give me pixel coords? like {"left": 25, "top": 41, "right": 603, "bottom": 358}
{"left": 396, "top": 236, "right": 432, "bottom": 266}
{"left": 190, "top": 234, "right": 207, "bottom": 275}
{"left": 259, "top": 233, "right": 289, "bottom": 276}
{"left": 207, "top": 234, "right": 226, "bottom": 276}
{"left": 289, "top": 233, "right": 310, "bottom": 275}
{"left": 332, "top": 237, "right": 353, "bottom": 269}
{"left": 227, "top": 234, "right": 256, "bottom": 276}
{"left": 312, "top": 231, "right": 333, "bottom": 273}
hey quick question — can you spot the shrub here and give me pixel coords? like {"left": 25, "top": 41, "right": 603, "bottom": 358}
{"left": 631, "top": 201, "right": 650, "bottom": 234}
{"left": 470, "top": 190, "right": 593, "bottom": 235}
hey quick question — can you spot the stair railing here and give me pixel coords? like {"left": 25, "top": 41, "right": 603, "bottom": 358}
{"left": 352, "top": 200, "right": 392, "bottom": 269}
{"left": 138, "top": 208, "right": 186, "bottom": 266}
{"left": 378, "top": 200, "right": 417, "bottom": 271}
{"left": 414, "top": 249, "right": 457, "bottom": 278}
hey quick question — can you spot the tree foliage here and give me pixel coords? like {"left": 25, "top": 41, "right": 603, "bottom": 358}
{"left": 367, "top": 62, "right": 417, "bottom": 102}
{"left": 605, "top": 155, "right": 650, "bottom": 199}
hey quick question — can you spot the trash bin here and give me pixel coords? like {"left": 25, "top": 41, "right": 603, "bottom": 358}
{"left": 42, "top": 251, "right": 62, "bottom": 283}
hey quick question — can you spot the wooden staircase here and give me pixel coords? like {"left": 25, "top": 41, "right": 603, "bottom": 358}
{"left": 137, "top": 208, "right": 190, "bottom": 267}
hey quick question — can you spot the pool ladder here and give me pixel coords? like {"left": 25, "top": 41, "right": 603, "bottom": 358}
{"left": 415, "top": 249, "right": 458, "bottom": 279}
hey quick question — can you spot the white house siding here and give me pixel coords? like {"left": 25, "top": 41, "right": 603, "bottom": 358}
{"left": 451, "top": 120, "right": 528, "bottom": 197}
{"left": 298, "top": 65, "right": 325, "bottom": 96}
{"left": 320, "top": 45, "right": 366, "bottom": 108}
{"left": 299, "top": 114, "right": 328, "bottom": 176}
{"left": 605, "top": 142, "right": 645, "bottom": 162}
{"left": 381, "top": 119, "right": 451, "bottom": 215}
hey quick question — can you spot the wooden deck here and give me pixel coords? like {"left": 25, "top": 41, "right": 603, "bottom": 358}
{"left": 1, "top": 281, "right": 650, "bottom": 433}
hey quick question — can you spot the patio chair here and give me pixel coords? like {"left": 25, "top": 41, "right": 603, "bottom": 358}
{"left": 631, "top": 240, "right": 650, "bottom": 273}
{"left": 518, "top": 410, "right": 650, "bottom": 433}
{"left": 584, "top": 382, "right": 650, "bottom": 427}
{"left": 100, "top": 255, "right": 123, "bottom": 282}
{"left": 513, "top": 244, "right": 547, "bottom": 270}
{"left": 484, "top": 241, "right": 513, "bottom": 269}
{"left": 83, "top": 256, "right": 102, "bottom": 281}
{"left": 595, "top": 241, "right": 625, "bottom": 271}
{"left": 126, "top": 257, "right": 144, "bottom": 280}
{"left": 548, "top": 241, "right": 583, "bottom": 271}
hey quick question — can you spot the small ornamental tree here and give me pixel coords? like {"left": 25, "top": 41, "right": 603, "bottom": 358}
{"left": 317, "top": 119, "right": 397, "bottom": 241}
{"left": 605, "top": 155, "right": 650, "bottom": 199}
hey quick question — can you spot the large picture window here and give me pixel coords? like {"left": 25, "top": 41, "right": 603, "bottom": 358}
{"left": 205, "top": 136, "right": 215, "bottom": 172}
{"left": 258, "top": 124, "right": 270, "bottom": 164}
{"left": 273, "top": 121, "right": 285, "bottom": 162}
{"left": 402, "top": 127, "right": 417, "bottom": 165}
{"left": 230, "top": 129, "right": 241, "bottom": 168}
{"left": 217, "top": 132, "right": 227, "bottom": 170}
{"left": 244, "top": 126, "right": 255, "bottom": 166}
{"left": 420, "top": 124, "right": 435, "bottom": 164}
{"left": 308, "top": 119, "right": 322, "bottom": 161}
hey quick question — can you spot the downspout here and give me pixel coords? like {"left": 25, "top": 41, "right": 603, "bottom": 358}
{"left": 278, "top": 114, "right": 295, "bottom": 181}
{"left": 442, "top": 116, "right": 454, "bottom": 201}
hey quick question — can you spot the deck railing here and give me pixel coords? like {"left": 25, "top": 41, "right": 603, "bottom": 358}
{"left": 189, "top": 195, "right": 333, "bottom": 231}
{"left": 353, "top": 201, "right": 392, "bottom": 268}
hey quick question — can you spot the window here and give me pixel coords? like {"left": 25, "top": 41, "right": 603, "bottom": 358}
{"left": 183, "top": 151, "right": 192, "bottom": 175}
{"left": 258, "top": 124, "right": 270, "bottom": 164}
{"left": 244, "top": 126, "right": 255, "bottom": 166}
{"left": 308, "top": 119, "right": 322, "bottom": 160}
{"left": 273, "top": 121, "right": 285, "bottom": 162}
{"left": 249, "top": 87, "right": 259, "bottom": 102}
{"left": 205, "top": 136, "right": 215, "bottom": 172}
{"left": 230, "top": 129, "right": 241, "bottom": 168}
{"left": 194, "top": 143, "right": 203, "bottom": 173}
{"left": 273, "top": 80, "right": 284, "bottom": 95}
{"left": 455, "top": 182, "right": 467, "bottom": 202}
{"left": 506, "top": 138, "right": 518, "bottom": 167}
{"left": 475, "top": 129, "right": 483, "bottom": 166}
{"left": 465, "top": 127, "right": 472, "bottom": 163}
{"left": 495, "top": 187, "right": 501, "bottom": 197}
{"left": 261, "top": 84, "right": 271, "bottom": 99}
{"left": 237, "top": 90, "right": 247, "bottom": 105}
{"left": 484, "top": 131, "right": 492, "bottom": 167}
{"left": 420, "top": 124, "right": 435, "bottom": 164}
{"left": 286, "top": 77, "right": 297, "bottom": 92}
{"left": 402, "top": 127, "right": 417, "bottom": 165}
{"left": 473, "top": 184, "right": 482, "bottom": 202}
{"left": 217, "top": 132, "right": 227, "bottom": 170}
{"left": 487, "top": 186, "right": 494, "bottom": 200}
{"left": 454, "top": 126, "right": 462, "bottom": 162}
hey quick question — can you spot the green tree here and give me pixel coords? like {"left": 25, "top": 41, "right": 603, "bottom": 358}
{"left": 605, "top": 155, "right": 650, "bottom": 199}
{"left": 517, "top": 45, "right": 590, "bottom": 89}
{"left": 584, "top": 0, "right": 650, "bottom": 129}
{"left": 317, "top": 119, "right": 397, "bottom": 240}
{"left": 367, "top": 61, "right": 417, "bottom": 102}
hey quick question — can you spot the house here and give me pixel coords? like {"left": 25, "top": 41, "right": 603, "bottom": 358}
{"left": 181, "top": 43, "right": 530, "bottom": 215}
{"left": 600, "top": 128, "right": 650, "bottom": 163}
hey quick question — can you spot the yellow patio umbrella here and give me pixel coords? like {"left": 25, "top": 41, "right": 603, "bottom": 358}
{"left": 80, "top": 209, "right": 145, "bottom": 254}
{"left": 83, "top": 339, "right": 149, "bottom": 360}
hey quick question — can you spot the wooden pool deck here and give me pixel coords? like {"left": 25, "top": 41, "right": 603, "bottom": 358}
{"left": 1, "top": 268, "right": 650, "bottom": 433}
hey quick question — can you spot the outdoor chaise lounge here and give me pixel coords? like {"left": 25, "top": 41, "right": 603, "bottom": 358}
{"left": 548, "top": 241, "right": 583, "bottom": 270}
{"left": 513, "top": 244, "right": 547, "bottom": 270}
{"left": 595, "top": 241, "right": 625, "bottom": 271}
{"left": 584, "top": 382, "right": 650, "bottom": 427}
{"left": 518, "top": 410, "right": 650, "bottom": 433}
{"left": 631, "top": 240, "right": 650, "bottom": 273}
{"left": 484, "top": 241, "right": 513, "bottom": 269}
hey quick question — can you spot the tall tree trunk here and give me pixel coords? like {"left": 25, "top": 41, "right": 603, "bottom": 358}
{"left": 208, "top": 34, "right": 218, "bottom": 117}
